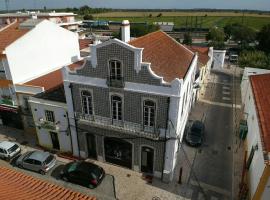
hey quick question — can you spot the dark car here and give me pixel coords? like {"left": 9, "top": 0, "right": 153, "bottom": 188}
{"left": 185, "top": 120, "right": 205, "bottom": 147}
{"left": 60, "top": 161, "right": 105, "bottom": 188}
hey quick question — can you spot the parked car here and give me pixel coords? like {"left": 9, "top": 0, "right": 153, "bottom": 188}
{"left": 16, "top": 151, "right": 56, "bottom": 175}
{"left": 60, "top": 161, "right": 105, "bottom": 188}
{"left": 185, "top": 120, "right": 205, "bottom": 147}
{"left": 0, "top": 141, "right": 21, "bottom": 160}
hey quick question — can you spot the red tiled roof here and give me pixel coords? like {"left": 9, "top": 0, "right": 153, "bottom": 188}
{"left": 24, "top": 69, "right": 63, "bottom": 91}
{"left": 79, "top": 39, "right": 92, "bottom": 50}
{"left": 0, "top": 22, "right": 29, "bottom": 55}
{"left": 250, "top": 73, "right": 270, "bottom": 154}
{"left": 186, "top": 46, "right": 210, "bottom": 67}
{"left": 0, "top": 166, "right": 96, "bottom": 200}
{"left": 129, "top": 31, "right": 194, "bottom": 82}
{"left": 68, "top": 60, "right": 85, "bottom": 71}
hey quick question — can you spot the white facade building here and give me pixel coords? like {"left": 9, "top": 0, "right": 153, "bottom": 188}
{"left": 241, "top": 71, "right": 270, "bottom": 200}
{"left": 29, "top": 85, "right": 72, "bottom": 152}
{"left": 63, "top": 20, "right": 198, "bottom": 182}
{"left": 213, "top": 50, "right": 226, "bottom": 70}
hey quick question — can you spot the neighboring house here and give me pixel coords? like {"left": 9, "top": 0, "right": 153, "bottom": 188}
{"left": 0, "top": 11, "right": 81, "bottom": 31}
{"left": 63, "top": 20, "right": 198, "bottom": 182}
{"left": 29, "top": 85, "right": 72, "bottom": 152}
{"left": 212, "top": 50, "right": 226, "bottom": 70}
{"left": 153, "top": 22, "right": 174, "bottom": 32}
{"left": 0, "top": 166, "right": 96, "bottom": 200}
{"left": 241, "top": 67, "right": 270, "bottom": 107}
{"left": 0, "top": 20, "right": 80, "bottom": 133}
{"left": 186, "top": 46, "right": 213, "bottom": 101}
{"left": 241, "top": 73, "right": 270, "bottom": 200}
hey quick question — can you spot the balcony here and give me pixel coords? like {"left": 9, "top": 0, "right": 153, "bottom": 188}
{"left": 106, "top": 76, "right": 125, "bottom": 88}
{"left": 75, "top": 112, "right": 160, "bottom": 139}
{"left": 38, "top": 118, "right": 60, "bottom": 131}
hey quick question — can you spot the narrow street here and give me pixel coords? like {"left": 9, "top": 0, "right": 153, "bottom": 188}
{"left": 176, "top": 66, "right": 242, "bottom": 200}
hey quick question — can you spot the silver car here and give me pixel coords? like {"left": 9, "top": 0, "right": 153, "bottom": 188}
{"left": 16, "top": 151, "right": 56, "bottom": 175}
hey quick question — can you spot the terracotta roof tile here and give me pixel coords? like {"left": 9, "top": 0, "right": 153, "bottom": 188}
{"left": 0, "top": 22, "right": 29, "bottom": 54}
{"left": 79, "top": 39, "right": 92, "bottom": 50}
{"left": 129, "top": 31, "right": 194, "bottom": 82}
{"left": 250, "top": 74, "right": 270, "bottom": 154}
{"left": 0, "top": 166, "right": 96, "bottom": 200}
{"left": 186, "top": 46, "right": 210, "bottom": 67}
{"left": 24, "top": 69, "right": 63, "bottom": 91}
{"left": 68, "top": 60, "right": 85, "bottom": 71}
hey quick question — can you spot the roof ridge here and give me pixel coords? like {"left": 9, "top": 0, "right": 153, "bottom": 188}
{"left": 0, "top": 21, "right": 17, "bottom": 32}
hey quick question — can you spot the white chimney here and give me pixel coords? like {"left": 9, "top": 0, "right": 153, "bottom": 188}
{"left": 121, "top": 20, "right": 130, "bottom": 43}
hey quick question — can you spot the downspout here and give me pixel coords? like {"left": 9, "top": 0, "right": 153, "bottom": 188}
{"left": 162, "top": 97, "right": 170, "bottom": 181}
{"left": 69, "top": 83, "right": 81, "bottom": 158}
{"left": 65, "top": 111, "right": 73, "bottom": 154}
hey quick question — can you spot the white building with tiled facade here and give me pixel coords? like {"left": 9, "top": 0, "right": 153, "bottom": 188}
{"left": 63, "top": 20, "right": 198, "bottom": 182}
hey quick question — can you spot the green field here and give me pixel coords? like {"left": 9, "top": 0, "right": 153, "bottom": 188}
{"left": 92, "top": 12, "right": 270, "bottom": 30}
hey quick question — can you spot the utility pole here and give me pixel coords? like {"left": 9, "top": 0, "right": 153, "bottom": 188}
{"left": 5, "top": 0, "right": 9, "bottom": 12}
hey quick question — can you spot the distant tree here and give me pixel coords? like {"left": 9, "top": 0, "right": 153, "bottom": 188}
{"left": 131, "top": 24, "right": 159, "bottom": 37}
{"left": 206, "top": 27, "right": 225, "bottom": 49}
{"left": 257, "top": 24, "right": 270, "bottom": 54}
{"left": 157, "top": 13, "right": 162, "bottom": 17}
{"left": 112, "top": 30, "right": 121, "bottom": 39}
{"left": 149, "top": 14, "right": 152, "bottom": 18}
{"left": 224, "top": 23, "right": 256, "bottom": 44}
{"left": 83, "top": 14, "right": 94, "bottom": 20}
{"left": 43, "top": 6, "right": 47, "bottom": 11}
{"left": 238, "top": 50, "right": 270, "bottom": 69}
{"left": 182, "top": 33, "right": 192, "bottom": 45}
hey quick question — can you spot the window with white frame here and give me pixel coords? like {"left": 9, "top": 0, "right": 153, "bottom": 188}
{"left": 143, "top": 100, "right": 156, "bottom": 128}
{"left": 81, "top": 90, "right": 93, "bottom": 115}
{"left": 45, "top": 110, "right": 55, "bottom": 122}
{"left": 111, "top": 95, "right": 122, "bottom": 120}
{"left": 109, "top": 60, "right": 122, "bottom": 80}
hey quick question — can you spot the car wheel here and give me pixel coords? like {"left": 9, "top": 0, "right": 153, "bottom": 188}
{"left": 89, "top": 184, "right": 94, "bottom": 189}
{"left": 39, "top": 170, "right": 45, "bottom": 175}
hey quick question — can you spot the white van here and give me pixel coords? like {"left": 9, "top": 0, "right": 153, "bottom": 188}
{"left": 0, "top": 141, "right": 21, "bottom": 160}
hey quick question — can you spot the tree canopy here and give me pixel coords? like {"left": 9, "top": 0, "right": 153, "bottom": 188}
{"left": 182, "top": 33, "right": 192, "bottom": 45}
{"left": 257, "top": 24, "right": 270, "bottom": 54}
{"left": 130, "top": 24, "right": 159, "bottom": 37}
{"left": 206, "top": 27, "right": 225, "bottom": 49}
{"left": 238, "top": 50, "right": 270, "bottom": 69}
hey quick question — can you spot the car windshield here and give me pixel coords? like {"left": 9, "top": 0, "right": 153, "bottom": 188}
{"left": 8, "top": 144, "right": 19, "bottom": 153}
{"left": 44, "top": 155, "right": 54, "bottom": 165}
{"left": 67, "top": 162, "right": 80, "bottom": 173}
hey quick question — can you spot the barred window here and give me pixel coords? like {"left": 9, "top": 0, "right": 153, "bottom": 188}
{"left": 81, "top": 90, "right": 93, "bottom": 115}
{"left": 109, "top": 60, "right": 121, "bottom": 80}
{"left": 45, "top": 110, "right": 55, "bottom": 122}
{"left": 143, "top": 100, "right": 155, "bottom": 127}
{"left": 111, "top": 95, "right": 122, "bottom": 120}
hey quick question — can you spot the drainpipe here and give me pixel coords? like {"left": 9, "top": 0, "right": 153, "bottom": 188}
{"left": 65, "top": 111, "right": 73, "bottom": 154}
{"left": 162, "top": 97, "right": 170, "bottom": 181}
{"left": 69, "top": 83, "right": 81, "bottom": 158}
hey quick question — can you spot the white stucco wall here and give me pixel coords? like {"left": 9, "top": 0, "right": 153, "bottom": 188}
{"left": 29, "top": 97, "right": 72, "bottom": 152}
{"left": 243, "top": 80, "right": 266, "bottom": 199}
{"left": 241, "top": 67, "right": 270, "bottom": 106}
{"left": 5, "top": 20, "right": 80, "bottom": 84}
{"left": 261, "top": 176, "right": 270, "bottom": 200}
{"left": 213, "top": 50, "right": 226, "bottom": 70}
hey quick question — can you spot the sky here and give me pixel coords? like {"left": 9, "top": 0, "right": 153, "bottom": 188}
{"left": 0, "top": 0, "right": 270, "bottom": 11}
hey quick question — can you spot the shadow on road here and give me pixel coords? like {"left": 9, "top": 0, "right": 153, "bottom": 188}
{"left": 50, "top": 164, "right": 65, "bottom": 179}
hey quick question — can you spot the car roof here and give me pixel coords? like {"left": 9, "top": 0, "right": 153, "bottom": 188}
{"left": 28, "top": 151, "right": 50, "bottom": 162}
{"left": 0, "top": 141, "right": 16, "bottom": 150}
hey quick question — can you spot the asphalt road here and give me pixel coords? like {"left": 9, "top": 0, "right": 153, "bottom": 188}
{"left": 182, "top": 69, "right": 241, "bottom": 200}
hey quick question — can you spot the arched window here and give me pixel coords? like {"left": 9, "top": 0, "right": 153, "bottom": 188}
{"left": 109, "top": 60, "right": 122, "bottom": 80}
{"left": 143, "top": 100, "right": 155, "bottom": 128}
{"left": 111, "top": 95, "right": 122, "bottom": 120}
{"left": 81, "top": 90, "right": 93, "bottom": 115}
